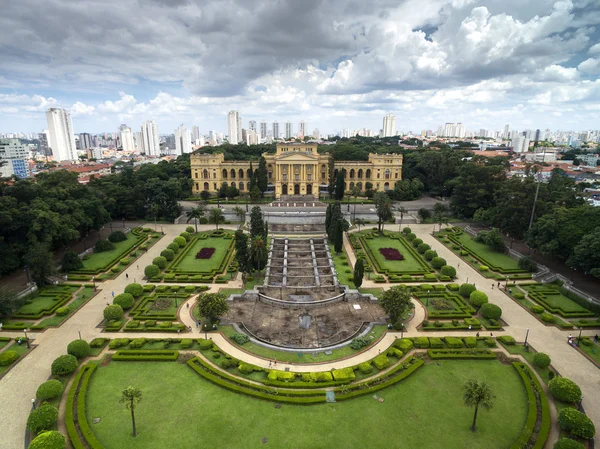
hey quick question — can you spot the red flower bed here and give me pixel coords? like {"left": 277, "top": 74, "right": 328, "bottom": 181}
{"left": 379, "top": 247, "right": 404, "bottom": 261}
{"left": 196, "top": 248, "right": 216, "bottom": 259}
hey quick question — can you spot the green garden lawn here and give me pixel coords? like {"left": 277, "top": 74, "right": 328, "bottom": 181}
{"left": 521, "top": 286, "right": 590, "bottom": 314}
{"left": 14, "top": 285, "right": 79, "bottom": 315}
{"left": 329, "top": 243, "right": 354, "bottom": 286}
{"left": 171, "top": 236, "right": 232, "bottom": 273}
{"left": 452, "top": 232, "right": 520, "bottom": 271}
{"left": 80, "top": 233, "right": 141, "bottom": 271}
{"left": 359, "top": 232, "right": 429, "bottom": 274}
{"left": 86, "top": 359, "right": 527, "bottom": 449}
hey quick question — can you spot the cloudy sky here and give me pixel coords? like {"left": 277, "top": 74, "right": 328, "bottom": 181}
{"left": 1, "top": 0, "right": 599, "bottom": 136}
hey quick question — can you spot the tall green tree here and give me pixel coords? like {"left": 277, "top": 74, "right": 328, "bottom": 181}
{"left": 248, "top": 161, "right": 257, "bottom": 191}
{"left": 120, "top": 387, "right": 143, "bottom": 437}
{"left": 25, "top": 241, "right": 55, "bottom": 286}
{"left": 335, "top": 171, "right": 345, "bottom": 201}
{"left": 378, "top": 285, "right": 412, "bottom": 323}
{"left": 325, "top": 203, "right": 333, "bottom": 233}
{"left": 396, "top": 206, "right": 407, "bottom": 230}
{"left": 333, "top": 217, "right": 344, "bottom": 254}
{"left": 196, "top": 292, "right": 229, "bottom": 323}
{"left": 449, "top": 163, "right": 505, "bottom": 218}
{"left": 256, "top": 156, "right": 268, "bottom": 194}
{"left": 463, "top": 380, "right": 495, "bottom": 432}
{"left": 374, "top": 192, "right": 393, "bottom": 233}
{"left": 250, "top": 237, "right": 268, "bottom": 273}
{"left": 433, "top": 203, "right": 449, "bottom": 231}
{"left": 327, "top": 155, "right": 336, "bottom": 196}
{"left": 249, "top": 206, "right": 264, "bottom": 239}
{"left": 186, "top": 205, "right": 206, "bottom": 233}
{"left": 208, "top": 208, "right": 225, "bottom": 231}
{"left": 353, "top": 258, "right": 364, "bottom": 289}
{"left": 234, "top": 230, "right": 253, "bottom": 275}
{"left": 232, "top": 206, "right": 245, "bottom": 229}
{"left": 354, "top": 217, "right": 366, "bottom": 232}
{"left": 568, "top": 228, "right": 600, "bottom": 277}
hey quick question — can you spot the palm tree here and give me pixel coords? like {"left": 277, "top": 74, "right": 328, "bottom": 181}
{"left": 397, "top": 206, "right": 407, "bottom": 232}
{"left": 208, "top": 208, "right": 225, "bottom": 231}
{"left": 186, "top": 205, "right": 206, "bottom": 233}
{"left": 354, "top": 217, "right": 366, "bottom": 232}
{"left": 433, "top": 203, "right": 449, "bottom": 232}
{"left": 233, "top": 206, "right": 245, "bottom": 229}
{"left": 463, "top": 379, "right": 495, "bottom": 432}
{"left": 120, "top": 386, "right": 142, "bottom": 437}
{"left": 251, "top": 237, "right": 268, "bottom": 274}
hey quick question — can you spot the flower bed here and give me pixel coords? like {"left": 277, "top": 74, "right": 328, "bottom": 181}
{"left": 379, "top": 247, "right": 404, "bottom": 260}
{"left": 196, "top": 247, "right": 216, "bottom": 259}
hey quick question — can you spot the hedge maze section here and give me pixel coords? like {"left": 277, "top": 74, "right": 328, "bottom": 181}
{"left": 11, "top": 285, "right": 79, "bottom": 320}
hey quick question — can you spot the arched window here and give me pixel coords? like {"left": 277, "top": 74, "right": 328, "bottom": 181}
{"left": 239, "top": 182, "right": 244, "bottom": 191}
{"left": 385, "top": 169, "right": 391, "bottom": 179}
{"left": 230, "top": 169, "right": 236, "bottom": 179}
{"left": 349, "top": 182, "right": 354, "bottom": 189}
{"left": 350, "top": 169, "right": 355, "bottom": 179}
{"left": 365, "top": 169, "right": 371, "bottom": 179}
{"left": 203, "top": 169, "right": 208, "bottom": 179}
{"left": 203, "top": 182, "right": 209, "bottom": 191}
{"left": 247, "top": 168, "right": 253, "bottom": 178}
{"left": 231, "top": 182, "right": 236, "bottom": 188}
{"left": 239, "top": 169, "right": 244, "bottom": 179}
{"left": 342, "top": 169, "right": 347, "bottom": 179}
{"left": 384, "top": 182, "right": 390, "bottom": 191}
{"left": 357, "top": 169, "right": 363, "bottom": 179}
{"left": 357, "top": 182, "right": 362, "bottom": 190}
{"left": 222, "top": 182, "right": 228, "bottom": 187}
{"left": 222, "top": 169, "right": 228, "bottom": 179}
{"left": 194, "top": 171, "right": 198, "bottom": 178}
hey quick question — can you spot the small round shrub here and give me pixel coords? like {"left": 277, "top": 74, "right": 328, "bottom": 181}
{"left": 554, "top": 437, "right": 585, "bottom": 449}
{"left": 531, "top": 305, "right": 544, "bottom": 314}
{"left": 402, "top": 227, "right": 412, "bottom": 234}
{"left": 113, "top": 293, "right": 135, "bottom": 310}
{"left": 459, "top": 283, "right": 476, "bottom": 298}
{"left": 405, "top": 233, "right": 416, "bottom": 242}
{"left": 103, "top": 304, "right": 124, "bottom": 321}
{"left": 67, "top": 339, "right": 91, "bottom": 359}
{"left": 51, "top": 354, "right": 78, "bottom": 376}
{"left": 167, "top": 242, "right": 180, "bottom": 252}
{"left": 124, "top": 283, "right": 144, "bottom": 297}
{"left": 160, "top": 249, "right": 175, "bottom": 261}
{"left": 185, "top": 226, "right": 195, "bottom": 233}
{"left": 532, "top": 352, "right": 551, "bottom": 369}
{"left": 180, "top": 231, "right": 191, "bottom": 242}
{"left": 199, "top": 217, "right": 208, "bottom": 224}
{"left": 470, "top": 290, "right": 489, "bottom": 308}
{"left": 0, "top": 350, "right": 19, "bottom": 366}
{"left": 440, "top": 265, "right": 456, "bottom": 278}
{"left": 94, "top": 239, "right": 115, "bottom": 253}
{"left": 479, "top": 265, "right": 490, "bottom": 271}
{"left": 173, "top": 236, "right": 186, "bottom": 247}
{"left": 540, "top": 312, "right": 555, "bottom": 323}
{"left": 144, "top": 264, "right": 160, "bottom": 278}
{"left": 480, "top": 303, "right": 502, "bottom": 320}
{"left": 413, "top": 238, "right": 423, "bottom": 247}
{"left": 549, "top": 377, "right": 582, "bottom": 403}
{"left": 417, "top": 243, "right": 431, "bottom": 254}
{"left": 55, "top": 306, "right": 70, "bottom": 316}
{"left": 36, "top": 379, "right": 64, "bottom": 400}
{"left": 424, "top": 249, "right": 437, "bottom": 261}
{"left": 108, "top": 231, "right": 127, "bottom": 243}
{"left": 558, "top": 408, "right": 595, "bottom": 439}
{"left": 513, "top": 292, "right": 525, "bottom": 300}
{"left": 29, "top": 431, "right": 66, "bottom": 449}
{"left": 27, "top": 403, "right": 59, "bottom": 433}
{"left": 152, "top": 256, "right": 168, "bottom": 269}
{"left": 431, "top": 257, "right": 447, "bottom": 269}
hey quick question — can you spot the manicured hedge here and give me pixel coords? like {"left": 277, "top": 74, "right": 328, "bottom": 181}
{"left": 111, "top": 350, "right": 179, "bottom": 361}
{"left": 548, "top": 377, "right": 582, "bottom": 403}
{"left": 28, "top": 431, "right": 66, "bottom": 449}
{"left": 428, "top": 348, "right": 496, "bottom": 359}
{"left": 67, "top": 339, "right": 91, "bottom": 359}
{"left": 558, "top": 408, "right": 596, "bottom": 439}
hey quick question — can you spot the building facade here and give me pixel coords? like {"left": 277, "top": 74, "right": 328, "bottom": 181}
{"left": 46, "top": 108, "right": 77, "bottom": 162}
{"left": 0, "top": 138, "right": 30, "bottom": 178}
{"left": 175, "top": 124, "right": 192, "bottom": 155}
{"left": 140, "top": 120, "right": 160, "bottom": 156}
{"left": 190, "top": 142, "right": 403, "bottom": 199}
{"left": 382, "top": 114, "right": 396, "bottom": 137}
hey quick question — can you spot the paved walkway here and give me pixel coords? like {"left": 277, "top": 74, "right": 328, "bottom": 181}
{"left": 1, "top": 223, "right": 599, "bottom": 448}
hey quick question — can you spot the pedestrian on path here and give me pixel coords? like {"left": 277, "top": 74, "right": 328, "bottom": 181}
{"left": 476, "top": 332, "right": 480, "bottom": 337}
{"left": 490, "top": 332, "right": 493, "bottom": 337}
{"left": 177, "top": 329, "right": 181, "bottom": 335}
{"left": 188, "top": 326, "right": 192, "bottom": 333}
{"left": 269, "top": 360, "right": 272, "bottom": 368}
{"left": 491, "top": 284, "right": 494, "bottom": 290}
{"left": 497, "top": 282, "right": 500, "bottom": 289}
{"left": 137, "top": 264, "right": 139, "bottom": 270}
{"left": 568, "top": 334, "right": 572, "bottom": 343}
{"left": 126, "top": 273, "right": 129, "bottom": 279}
{"left": 468, "top": 325, "right": 472, "bottom": 332}
{"left": 195, "top": 320, "right": 199, "bottom": 328}
{"left": 103, "top": 293, "right": 106, "bottom": 301}
{"left": 186, "top": 303, "right": 189, "bottom": 309}
{"left": 111, "top": 291, "right": 114, "bottom": 298}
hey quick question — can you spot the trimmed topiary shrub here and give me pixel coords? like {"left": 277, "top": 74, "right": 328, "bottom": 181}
{"left": 51, "top": 354, "right": 78, "bottom": 376}
{"left": 459, "top": 283, "right": 476, "bottom": 298}
{"left": 108, "top": 231, "right": 127, "bottom": 243}
{"left": 549, "top": 377, "right": 582, "bottom": 403}
{"left": 417, "top": 243, "right": 431, "bottom": 254}
{"left": 167, "top": 242, "right": 180, "bottom": 253}
{"left": 393, "top": 338, "right": 413, "bottom": 352}
{"left": 402, "top": 227, "right": 412, "bottom": 234}
{"left": 558, "top": 408, "right": 595, "bottom": 439}
{"left": 94, "top": 239, "right": 115, "bottom": 252}
{"left": 124, "top": 283, "right": 144, "bottom": 297}
{"left": 113, "top": 293, "right": 135, "bottom": 310}
{"left": 470, "top": 290, "right": 489, "bottom": 308}
{"left": 412, "top": 238, "right": 423, "bottom": 247}
{"left": 36, "top": 380, "right": 63, "bottom": 401}
{"left": 431, "top": 257, "right": 447, "bottom": 268}
{"left": 55, "top": 306, "right": 70, "bottom": 316}
{"left": 27, "top": 403, "right": 58, "bottom": 433}
{"left": 440, "top": 265, "right": 456, "bottom": 278}
{"left": 174, "top": 236, "right": 186, "bottom": 247}
{"left": 144, "top": 264, "right": 160, "bottom": 278}
{"left": 185, "top": 226, "right": 195, "bottom": 233}
{"left": 0, "top": 350, "right": 19, "bottom": 366}
{"left": 67, "top": 339, "right": 91, "bottom": 359}
{"left": 532, "top": 352, "right": 551, "bottom": 369}
{"left": 160, "top": 249, "right": 175, "bottom": 261}
{"left": 424, "top": 249, "right": 437, "bottom": 261}
{"left": 103, "top": 304, "right": 124, "bottom": 321}
{"left": 480, "top": 303, "right": 502, "bottom": 320}
{"left": 28, "top": 431, "right": 66, "bottom": 449}
{"left": 479, "top": 265, "right": 489, "bottom": 271}
{"left": 152, "top": 256, "right": 168, "bottom": 269}
{"left": 553, "top": 437, "right": 586, "bottom": 449}
{"left": 531, "top": 305, "right": 545, "bottom": 314}
{"left": 540, "top": 312, "right": 555, "bottom": 323}
{"left": 180, "top": 231, "right": 191, "bottom": 242}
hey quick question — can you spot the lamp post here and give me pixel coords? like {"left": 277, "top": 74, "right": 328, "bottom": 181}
{"left": 23, "top": 329, "right": 30, "bottom": 349}
{"left": 78, "top": 330, "right": 82, "bottom": 340}
{"left": 400, "top": 323, "right": 405, "bottom": 339}
{"left": 31, "top": 398, "right": 36, "bottom": 410}
{"left": 24, "top": 265, "right": 30, "bottom": 283}
{"left": 524, "top": 328, "right": 530, "bottom": 347}
{"left": 92, "top": 277, "right": 96, "bottom": 291}
{"left": 427, "top": 290, "right": 430, "bottom": 308}
{"left": 578, "top": 327, "right": 583, "bottom": 345}
{"left": 353, "top": 200, "right": 357, "bottom": 222}
{"left": 161, "top": 224, "right": 164, "bottom": 235}
{"left": 347, "top": 196, "right": 350, "bottom": 212}
{"left": 505, "top": 275, "right": 510, "bottom": 290}
{"left": 109, "top": 221, "right": 113, "bottom": 234}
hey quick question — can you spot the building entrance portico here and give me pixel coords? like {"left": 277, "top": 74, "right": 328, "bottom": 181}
{"left": 294, "top": 184, "right": 300, "bottom": 195}
{"left": 282, "top": 184, "right": 288, "bottom": 195}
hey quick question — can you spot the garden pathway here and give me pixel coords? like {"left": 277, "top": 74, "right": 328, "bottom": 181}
{"left": 0, "top": 223, "right": 598, "bottom": 448}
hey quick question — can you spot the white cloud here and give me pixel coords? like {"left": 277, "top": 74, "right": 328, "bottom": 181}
{"left": 71, "top": 102, "right": 95, "bottom": 116}
{"left": 589, "top": 43, "right": 600, "bottom": 55}
{"left": 578, "top": 58, "right": 600, "bottom": 74}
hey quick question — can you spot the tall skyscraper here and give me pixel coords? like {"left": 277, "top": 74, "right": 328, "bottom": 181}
{"left": 38, "top": 130, "right": 50, "bottom": 156}
{"left": 192, "top": 126, "right": 200, "bottom": 145}
{"left": 249, "top": 121, "right": 257, "bottom": 132}
{"left": 175, "top": 124, "right": 192, "bottom": 155}
{"left": 227, "top": 111, "right": 240, "bottom": 144}
{"left": 299, "top": 121, "right": 306, "bottom": 138}
{"left": 503, "top": 124, "right": 510, "bottom": 139}
{"left": 285, "top": 121, "right": 293, "bottom": 139}
{"left": 79, "top": 133, "right": 93, "bottom": 150}
{"left": 511, "top": 135, "right": 531, "bottom": 153}
{"left": 382, "top": 114, "right": 396, "bottom": 137}
{"left": 534, "top": 129, "right": 541, "bottom": 143}
{"left": 119, "top": 125, "right": 135, "bottom": 152}
{"left": 140, "top": 120, "right": 160, "bottom": 156}
{"left": 260, "top": 121, "right": 267, "bottom": 140}
{"left": 46, "top": 108, "right": 77, "bottom": 162}
{"left": 272, "top": 121, "right": 280, "bottom": 139}
{"left": 0, "top": 138, "right": 30, "bottom": 178}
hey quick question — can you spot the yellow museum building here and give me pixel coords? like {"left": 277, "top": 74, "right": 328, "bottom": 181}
{"left": 190, "top": 142, "right": 403, "bottom": 199}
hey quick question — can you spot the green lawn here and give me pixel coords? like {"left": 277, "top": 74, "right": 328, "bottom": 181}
{"left": 521, "top": 285, "right": 590, "bottom": 315}
{"left": 219, "top": 324, "right": 387, "bottom": 363}
{"left": 451, "top": 232, "right": 520, "bottom": 271}
{"left": 359, "top": 232, "right": 429, "bottom": 274}
{"left": 358, "top": 288, "right": 384, "bottom": 297}
{"left": 86, "top": 359, "right": 527, "bottom": 449}
{"left": 329, "top": 243, "right": 354, "bottom": 286}
{"left": 171, "top": 236, "right": 232, "bottom": 273}
{"left": 80, "top": 233, "right": 141, "bottom": 271}
{"left": 577, "top": 339, "right": 600, "bottom": 366}
{"left": 0, "top": 341, "right": 31, "bottom": 375}
{"left": 36, "top": 287, "right": 95, "bottom": 328}
{"left": 499, "top": 343, "right": 555, "bottom": 384}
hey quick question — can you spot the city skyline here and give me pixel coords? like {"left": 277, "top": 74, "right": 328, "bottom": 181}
{"left": 0, "top": 1, "right": 599, "bottom": 135}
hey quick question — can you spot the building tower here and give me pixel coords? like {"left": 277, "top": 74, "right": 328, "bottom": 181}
{"left": 119, "top": 125, "right": 135, "bottom": 152}
{"left": 285, "top": 121, "right": 293, "bottom": 139}
{"left": 382, "top": 114, "right": 396, "bottom": 137}
{"left": 46, "top": 108, "right": 77, "bottom": 162}
{"left": 299, "top": 120, "right": 306, "bottom": 138}
{"left": 175, "top": 124, "right": 192, "bottom": 155}
{"left": 272, "top": 121, "right": 280, "bottom": 139}
{"left": 192, "top": 126, "right": 200, "bottom": 145}
{"left": 260, "top": 121, "right": 267, "bottom": 140}
{"left": 227, "top": 111, "right": 240, "bottom": 144}
{"left": 140, "top": 120, "right": 160, "bottom": 156}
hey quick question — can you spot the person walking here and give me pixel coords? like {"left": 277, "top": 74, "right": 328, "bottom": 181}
{"left": 497, "top": 281, "right": 500, "bottom": 289}
{"left": 568, "top": 334, "right": 572, "bottom": 343}
{"left": 476, "top": 332, "right": 480, "bottom": 338}
{"left": 188, "top": 326, "right": 192, "bottom": 333}
{"left": 195, "top": 320, "right": 199, "bottom": 328}
{"left": 186, "top": 303, "right": 190, "bottom": 309}
{"left": 468, "top": 325, "right": 472, "bottom": 332}
{"left": 126, "top": 273, "right": 129, "bottom": 279}
{"left": 491, "top": 284, "right": 494, "bottom": 290}
{"left": 111, "top": 291, "right": 115, "bottom": 298}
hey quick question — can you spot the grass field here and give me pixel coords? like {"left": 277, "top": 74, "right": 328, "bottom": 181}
{"left": 81, "top": 233, "right": 141, "bottom": 271}
{"left": 0, "top": 341, "right": 30, "bottom": 375}
{"left": 359, "top": 232, "right": 429, "bottom": 274}
{"left": 36, "top": 287, "right": 95, "bottom": 328}
{"left": 451, "top": 233, "right": 520, "bottom": 271}
{"left": 521, "top": 285, "right": 590, "bottom": 314}
{"left": 577, "top": 339, "right": 600, "bottom": 366}
{"left": 171, "top": 236, "right": 232, "bottom": 273}
{"left": 329, "top": 243, "right": 354, "bottom": 286}
{"left": 86, "top": 359, "right": 527, "bottom": 449}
